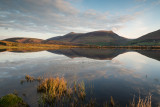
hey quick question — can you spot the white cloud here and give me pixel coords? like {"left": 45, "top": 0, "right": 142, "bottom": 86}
{"left": 135, "top": 0, "right": 146, "bottom": 2}
{"left": 0, "top": 0, "right": 143, "bottom": 39}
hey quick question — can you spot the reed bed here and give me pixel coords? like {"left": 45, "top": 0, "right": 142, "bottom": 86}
{"left": 20, "top": 75, "right": 153, "bottom": 107}
{"left": 129, "top": 95, "right": 151, "bottom": 107}
{"left": 20, "top": 75, "right": 43, "bottom": 84}
{"left": 37, "top": 77, "right": 86, "bottom": 106}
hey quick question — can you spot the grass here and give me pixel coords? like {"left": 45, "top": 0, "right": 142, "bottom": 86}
{"left": 36, "top": 76, "right": 152, "bottom": 107}
{"left": 25, "top": 75, "right": 35, "bottom": 82}
{"left": 0, "top": 94, "right": 29, "bottom": 107}
{"left": 20, "top": 75, "right": 43, "bottom": 84}
{"left": 18, "top": 75, "right": 153, "bottom": 106}
{"left": 77, "top": 81, "right": 86, "bottom": 100}
{"left": 129, "top": 95, "right": 152, "bottom": 107}
{"left": 0, "top": 40, "right": 82, "bottom": 51}
{"left": 110, "top": 96, "right": 115, "bottom": 107}
{"left": 36, "top": 77, "right": 87, "bottom": 106}
{"left": 1, "top": 40, "right": 160, "bottom": 51}
{"left": 37, "top": 77, "right": 67, "bottom": 98}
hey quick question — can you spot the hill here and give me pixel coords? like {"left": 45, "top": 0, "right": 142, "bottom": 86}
{"left": 48, "top": 30, "right": 130, "bottom": 46}
{"left": 0, "top": 40, "right": 85, "bottom": 50}
{"left": 42, "top": 40, "right": 87, "bottom": 46}
{"left": 2, "top": 29, "right": 160, "bottom": 47}
{"left": 128, "top": 29, "right": 160, "bottom": 46}
{"left": 3, "top": 37, "right": 87, "bottom": 46}
{"left": 4, "top": 37, "right": 43, "bottom": 44}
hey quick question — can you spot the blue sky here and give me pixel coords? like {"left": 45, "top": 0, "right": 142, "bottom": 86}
{"left": 0, "top": 0, "right": 160, "bottom": 39}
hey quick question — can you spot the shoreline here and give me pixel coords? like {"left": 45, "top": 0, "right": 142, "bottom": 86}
{"left": 1, "top": 45, "right": 160, "bottom": 50}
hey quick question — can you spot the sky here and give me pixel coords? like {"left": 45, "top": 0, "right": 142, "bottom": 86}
{"left": 0, "top": 0, "right": 160, "bottom": 40}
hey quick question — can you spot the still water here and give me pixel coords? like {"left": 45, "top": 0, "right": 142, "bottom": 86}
{"left": 0, "top": 48, "right": 160, "bottom": 106}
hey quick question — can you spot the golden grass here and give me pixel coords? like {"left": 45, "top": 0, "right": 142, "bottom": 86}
{"left": 0, "top": 40, "right": 84, "bottom": 50}
{"left": 129, "top": 95, "right": 152, "bottom": 107}
{"left": 110, "top": 96, "right": 115, "bottom": 107}
{"left": 77, "top": 81, "right": 86, "bottom": 100}
{"left": 25, "top": 75, "right": 34, "bottom": 82}
{"left": 1, "top": 39, "right": 160, "bottom": 50}
{"left": 22, "top": 75, "right": 42, "bottom": 83}
{"left": 21, "top": 75, "right": 152, "bottom": 107}
{"left": 37, "top": 77, "right": 86, "bottom": 106}
{"left": 37, "top": 77, "right": 67, "bottom": 98}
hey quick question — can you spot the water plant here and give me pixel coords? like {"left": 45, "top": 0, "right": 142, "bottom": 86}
{"left": 128, "top": 95, "right": 152, "bottom": 107}
{"left": 37, "top": 77, "right": 87, "bottom": 106}
{"left": 21, "top": 75, "right": 152, "bottom": 107}
{"left": 22, "top": 75, "right": 42, "bottom": 83}
{"left": 77, "top": 81, "right": 86, "bottom": 100}
{"left": 25, "top": 75, "right": 34, "bottom": 82}
{"left": 110, "top": 96, "right": 115, "bottom": 107}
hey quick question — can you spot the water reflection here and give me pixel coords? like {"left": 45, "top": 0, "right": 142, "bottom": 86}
{"left": 136, "top": 50, "right": 160, "bottom": 61}
{"left": 1, "top": 48, "right": 160, "bottom": 61}
{"left": 0, "top": 48, "right": 160, "bottom": 106}
{"left": 48, "top": 48, "right": 160, "bottom": 62}
{"left": 48, "top": 48, "right": 128, "bottom": 60}
{"left": 0, "top": 49, "right": 6, "bottom": 52}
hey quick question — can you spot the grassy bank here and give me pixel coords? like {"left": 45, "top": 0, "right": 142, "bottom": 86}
{"left": 0, "top": 40, "right": 81, "bottom": 50}
{"left": 1, "top": 40, "right": 160, "bottom": 50}
{"left": 99, "top": 46, "right": 160, "bottom": 50}
{"left": 1, "top": 45, "right": 160, "bottom": 50}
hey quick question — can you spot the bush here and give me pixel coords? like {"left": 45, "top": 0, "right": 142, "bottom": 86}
{"left": 0, "top": 94, "right": 29, "bottom": 107}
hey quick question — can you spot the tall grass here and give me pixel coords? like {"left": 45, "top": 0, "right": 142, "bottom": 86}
{"left": 129, "top": 95, "right": 151, "bottom": 107}
{"left": 25, "top": 75, "right": 34, "bottom": 82}
{"left": 37, "top": 77, "right": 86, "bottom": 106}
{"left": 77, "top": 81, "right": 86, "bottom": 100}
{"left": 21, "top": 75, "right": 152, "bottom": 107}
{"left": 37, "top": 77, "right": 67, "bottom": 98}
{"left": 21, "top": 75, "right": 42, "bottom": 84}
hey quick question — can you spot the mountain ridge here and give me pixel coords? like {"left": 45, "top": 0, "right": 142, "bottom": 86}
{"left": 2, "top": 29, "right": 160, "bottom": 46}
{"left": 47, "top": 30, "right": 130, "bottom": 46}
{"left": 128, "top": 29, "right": 160, "bottom": 46}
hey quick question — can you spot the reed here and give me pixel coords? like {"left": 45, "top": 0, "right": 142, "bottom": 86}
{"left": 21, "top": 75, "right": 153, "bottom": 107}
{"left": 110, "top": 96, "right": 115, "bottom": 107}
{"left": 25, "top": 75, "right": 34, "bottom": 82}
{"left": 129, "top": 95, "right": 151, "bottom": 107}
{"left": 37, "top": 77, "right": 88, "bottom": 106}
{"left": 77, "top": 81, "right": 86, "bottom": 100}
{"left": 24, "top": 75, "right": 42, "bottom": 83}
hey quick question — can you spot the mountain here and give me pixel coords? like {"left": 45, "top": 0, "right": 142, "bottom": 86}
{"left": 48, "top": 32, "right": 83, "bottom": 42}
{"left": 42, "top": 40, "right": 87, "bottom": 46}
{"left": 4, "top": 37, "right": 43, "bottom": 44}
{"left": 2, "top": 29, "right": 160, "bottom": 46}
{"left": 128, "top": 29, "right": 160, "bottom": 46}
{"left": 48, "top": 30, "right": 130, "bottom": 46}
{"left": 3, "top": 37, "right": 87, "bottom": 46}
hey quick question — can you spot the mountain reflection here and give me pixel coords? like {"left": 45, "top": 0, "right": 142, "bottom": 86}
{"left": 48, "top": 48, "right": 160, "bottom": 61}
{"left": 1, "top": 48, "right": 160, "bottom": 61}
{"left": 48, "top": 48, "right": 128, "bottom": 60}
{"left": 136, "top": 50, "right": 160, "bottom": 61}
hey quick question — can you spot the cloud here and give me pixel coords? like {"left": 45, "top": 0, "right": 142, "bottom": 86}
{"left": 152, "top": 0, "right": 160, "bottom": 5}
{"left": 0, "top": 0, "right": 142, "bottom": 37}
{"left": 135, "top": 0, "right": 146, "bottom": 2}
